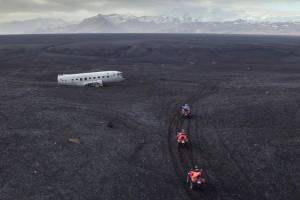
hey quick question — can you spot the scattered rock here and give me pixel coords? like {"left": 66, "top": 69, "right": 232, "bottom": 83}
{"left": 107, "top": 121, "right": 114, "bottom": 128}
{"left": 96, "top": 121, "right": 106, "bottom": 126}
{"left": 68, "top": 138, "right": 81, "bottom": 144}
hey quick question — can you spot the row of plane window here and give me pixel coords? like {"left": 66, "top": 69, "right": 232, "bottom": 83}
{"left": 71, "top": 75, "right": 112, "bottom": 81}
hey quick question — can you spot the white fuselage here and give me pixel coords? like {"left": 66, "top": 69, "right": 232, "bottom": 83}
{"left": 57, "top": 71, "right": 124, "bottom": 87}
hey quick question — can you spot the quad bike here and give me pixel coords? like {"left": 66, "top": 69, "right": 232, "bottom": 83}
{"left": 187, "top": 169, "right": 206, "bottom": 190}
{"left": 181, "top": 108, "right": 192, "bottom": 119}
{"left": 180, "top": 104, "right": 192, "bottom": 119}
{"left": 177, "top": 132, "right": 189, "bottom": 147}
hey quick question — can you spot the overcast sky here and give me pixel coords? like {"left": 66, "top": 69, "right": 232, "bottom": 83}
{"left": 0, "top": 0, "right": 300, "bottom": 22}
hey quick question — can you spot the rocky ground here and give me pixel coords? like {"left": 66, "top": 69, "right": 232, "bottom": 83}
{"left": 0, "top": 34, "right": 299, "bottom": 200}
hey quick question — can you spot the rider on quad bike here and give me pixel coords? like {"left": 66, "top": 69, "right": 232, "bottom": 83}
{"left": 187, "top": 165, "right": 206, "bottom": 190}
{"left": 177, "top": 129, "right": 189, "bottom": 147}
{"left": 181, "top": 104, "right": 192, "bottom": 119}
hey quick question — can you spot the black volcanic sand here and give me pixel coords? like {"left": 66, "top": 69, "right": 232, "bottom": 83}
{"left": 0, "top": 34, "right": 299, "bottom": 200}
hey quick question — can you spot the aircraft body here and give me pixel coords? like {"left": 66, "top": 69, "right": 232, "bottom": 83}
{"left": 57, "top": 71, "right": 124, "bottom": 87}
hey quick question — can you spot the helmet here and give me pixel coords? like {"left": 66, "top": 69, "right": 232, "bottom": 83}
{"left": 194, "top": 165, "right": 199, "bottom": 170}
{"left": 181, "top": 129, "right": 185, "bottom": 132}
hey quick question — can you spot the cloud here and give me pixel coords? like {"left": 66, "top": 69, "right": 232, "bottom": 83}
{"left": 0, "top": 0, "right": 299, "bottom": 22}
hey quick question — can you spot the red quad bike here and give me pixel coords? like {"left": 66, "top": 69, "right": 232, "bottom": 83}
{"left": 177, "top": 131, "right": 189, "bottom": 147}
{"left": 187, "top": 168, "right": 206, "bottom": 190}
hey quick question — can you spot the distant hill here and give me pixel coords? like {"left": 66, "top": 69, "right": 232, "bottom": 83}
{"left": 1, "top": 14, "right": 300, "bottom": 35}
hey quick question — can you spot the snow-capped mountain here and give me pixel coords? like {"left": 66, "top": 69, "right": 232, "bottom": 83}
{"left": 2, "top": 14, "right": 300, "bottom": 35}
{"left": 69, "top": 14, "right": 300, "bottom": 35}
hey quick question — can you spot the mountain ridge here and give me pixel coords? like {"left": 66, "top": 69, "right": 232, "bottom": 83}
{"left": 1, "top": 14, "right": 300, "bottom": 35}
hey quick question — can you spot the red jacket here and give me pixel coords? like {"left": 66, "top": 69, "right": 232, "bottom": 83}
{"left": 188, "top": 171, "right": 202, "bottom": 182}
{"left": 177, "top": 133, "right": 188, "bottom": 142}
